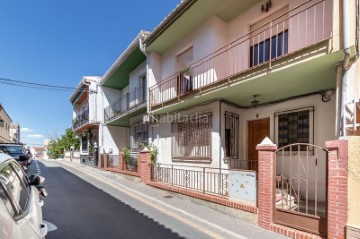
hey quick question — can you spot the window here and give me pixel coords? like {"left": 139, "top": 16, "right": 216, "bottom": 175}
{"left": 0, "top": 162, "right": 30, "bottom": 217}
{"left": 172, "top": 113, "right": 212, "bottom": 162}
{"left": 131, "top": 123, "right": 148, "bottom": 150}
{"left": 81, "top": 136, "right": 88, "bottom": 151}
{"left": 0, "top": 145, "right": 23, "bottom": 154}
{"left": 250, "top": 30, "right": 288, "bottom": 67}
{"left": 139, "top": 74, "right": 147, "bottom": 103}
{"left": 275, "top": 107, "right": 314, "bottom": 151}
{"left": 250, "top": 6, "right": 289, "bottom": 67}
{"left": 225, "top": 112, "right": 239, "bottom": 159}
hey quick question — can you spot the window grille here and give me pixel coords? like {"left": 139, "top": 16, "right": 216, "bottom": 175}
{"left": 172, "top": 113, "right": 212, "bottom": 162}
{"left": 131, "top": 123, "right": 148, "bottom": 150}
{"left": 276, "top": 108, "right": 313, "bottom": 151}
{"left": 225, "top": 112, "right": 239, "bottom": 159}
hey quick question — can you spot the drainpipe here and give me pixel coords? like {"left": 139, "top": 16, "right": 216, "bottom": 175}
{"left": 219, "top": 101, "right": 222, "bottom": 171}
{"left": 139, "top": 32, "right": 150, "bottom": 115}
{"left": 339, "top": 0, "right": 352, "bottom": 138}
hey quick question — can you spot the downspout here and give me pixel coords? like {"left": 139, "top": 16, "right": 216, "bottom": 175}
{"left": 339, "top": 0, "right": 352, "bottom": 138}
{"left": 219, "top": 101, "right": 222, "bottom": 172}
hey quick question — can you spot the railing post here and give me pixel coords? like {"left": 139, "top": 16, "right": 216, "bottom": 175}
{"left": 203, "top": 167, "right": 206, "bottom": 194}
{"left": 171, "top": 165, "right": 174, "bottom": 186}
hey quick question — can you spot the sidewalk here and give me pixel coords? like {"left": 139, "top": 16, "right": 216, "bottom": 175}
{"left": 53, "top": 159, "right": 290, "bottom": 239}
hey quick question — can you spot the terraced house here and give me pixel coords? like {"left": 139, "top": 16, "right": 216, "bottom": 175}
{"left": 141, "top": 0, "right": 360, "bottom": 238}
{"left": 100, "top": 31, "right": 150, "bottom": 173}
{"left": 69, "top": 76, "right": 102, "bottom": 167}
{"left": 71, "top": 0, "right": 360, "bottom": 238}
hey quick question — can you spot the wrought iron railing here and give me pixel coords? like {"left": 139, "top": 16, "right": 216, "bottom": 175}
{"left": 226, "top": 159, "right": 259, "bottom": 172}
{"left": 149, "top": 0, "right": 331, "bottom": 108}
{"left": 104, "top": 84, "right": 146, "bottom": 123}
{"left": 106, "top": 154, "right": 120, "bottom": 168}
{"left": 152, "top": 164, "right": 231, "bottom": 196}
{"left": 73, "top": 108, "right": 89, "bottom": 129}
{"left": 104, "top": 153, "right": 138, "bottom": 173}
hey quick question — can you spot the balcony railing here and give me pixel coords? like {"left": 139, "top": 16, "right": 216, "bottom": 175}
{"left": 149, "top": 0, "right": 332, "bottom": 108}
{"left": 104, "top": 84, "right": 147, "bottom": 123}
{"left": 73, "top": 108, "right": 89, "bottom": 129}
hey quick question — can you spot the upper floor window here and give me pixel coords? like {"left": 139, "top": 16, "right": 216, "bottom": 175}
{"left": 250, "top": 6, "right": 289, "bottom": 67}
{"left": 139, "top": 74, "right": 147, "bottom": 103}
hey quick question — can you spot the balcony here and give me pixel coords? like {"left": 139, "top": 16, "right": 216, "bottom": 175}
{"left": 73, "top": 108, "right": 89, "bottom": 130}
{"left": 104, "top": 84, "right": 147, "bottom": 124}
{"left": 149, "top": 0, "right": 333, "bottom": 109}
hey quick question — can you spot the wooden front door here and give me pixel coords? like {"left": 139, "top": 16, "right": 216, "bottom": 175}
{"left": 248, "top": 118, "right": 270, "bottom": 171}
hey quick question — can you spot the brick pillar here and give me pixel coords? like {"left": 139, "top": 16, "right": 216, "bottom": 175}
{"left": 119, "top": 152, "right": 125, "bottom": 171}
{"left": 139, "top": 147, "right": 152, "bottom": 183}
{"left": 326, "top": 140, "right": 348, "bottom": 239}
{"left": 256, "top": 137, "right": 277, "bottom": 230}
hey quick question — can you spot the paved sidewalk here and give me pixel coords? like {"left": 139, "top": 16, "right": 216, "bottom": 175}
{"left": 51, "top": 159, "right": 289, "bottom": 239}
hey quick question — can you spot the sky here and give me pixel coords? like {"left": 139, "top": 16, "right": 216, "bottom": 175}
{"left": 0, "top": 0, "right": 179, "bottom": 146}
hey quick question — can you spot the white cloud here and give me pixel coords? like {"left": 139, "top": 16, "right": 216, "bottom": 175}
{"left": 27, "top": 134, "right": 44, "bottom": 139}
{"left": 21, "top": 128, "right": 33, "bottom": 133}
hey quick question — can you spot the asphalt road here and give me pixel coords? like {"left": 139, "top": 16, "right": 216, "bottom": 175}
{"left": 28, "top": 160, "right": 184, "bottom": 239}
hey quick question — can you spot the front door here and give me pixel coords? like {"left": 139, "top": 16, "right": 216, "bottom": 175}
{"left": 248, "top": 118, "right": 270, "bottom": 171}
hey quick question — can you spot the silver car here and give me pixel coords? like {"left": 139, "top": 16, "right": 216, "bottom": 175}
{"left": 0, "top": 153, "right": 48, "bottom": 239}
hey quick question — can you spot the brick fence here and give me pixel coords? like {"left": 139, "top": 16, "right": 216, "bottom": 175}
{"left": 98, "top": 139, "right": 350, "bottom": 239}
{"left": 256, "top": 138, "right": 349, "bottom": 239}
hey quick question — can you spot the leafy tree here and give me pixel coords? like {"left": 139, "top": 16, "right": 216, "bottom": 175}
{"left": 48, "top": 128, "right": 80, "bottom": 159}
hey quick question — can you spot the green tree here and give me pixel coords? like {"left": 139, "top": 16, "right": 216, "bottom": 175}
{"left": 48, "top": 128, "right": 80, "bottom": 159}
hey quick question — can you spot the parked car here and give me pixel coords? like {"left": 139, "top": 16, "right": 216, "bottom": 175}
{"left": 0, "top": 153, "right": 48, "bottom": 238}
{"left": 0, "top": 143, "right": 29, "bottom": 171}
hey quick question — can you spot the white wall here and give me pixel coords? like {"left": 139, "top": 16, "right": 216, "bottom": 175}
{"left": 129, "top": 62, "right": 146, "bottom": 91}
{"left": 99, "top": 124, "right": 129, "bottom": 155}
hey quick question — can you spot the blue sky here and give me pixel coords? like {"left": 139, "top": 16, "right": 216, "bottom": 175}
{"left": 0, "top": 0, "right": 178, "bottom": 146}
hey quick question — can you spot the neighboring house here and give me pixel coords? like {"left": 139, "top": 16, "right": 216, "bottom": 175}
{"left": 100, "top": 31, "right": 150, "bottom": 162}
{"left": 9, "top": 123, "right": 20, "bottom": 143}
{"left": 69, "top": 76, "right": 102, "bottom": 167}
{"left": 33, "top": 146, "right": 46, "bottom": 158}
{"left": 0, "top": 103, "right": 12, "bottom": 143}
{"left": 141, "top": 0, "right": 359, "bottom": 237}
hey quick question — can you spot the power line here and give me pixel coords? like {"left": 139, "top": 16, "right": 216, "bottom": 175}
{"left": 0, "top": 77, "right": 79, "bottom": 91}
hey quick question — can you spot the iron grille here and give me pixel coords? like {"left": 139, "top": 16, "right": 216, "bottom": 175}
{"left": 171, "top": 113, "right": 212, "bottom": 162}
{"left": 130, "top": 123, "right": 148, "bottom": 150}
{"left": 225, "top": 112, "right": 239, "bottom": 159}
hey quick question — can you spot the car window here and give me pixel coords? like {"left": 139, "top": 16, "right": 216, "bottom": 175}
{"left": 10, "top": 162, "right": 30, "bottom": 194}
{"left": 0, "top": 145, "right": 23, "bottom": 154}
{"left": 0, "top": 180, "right": 16, "bottom": 217}
{"left": 0, "top": 162, "right": 29, "bottom": 215}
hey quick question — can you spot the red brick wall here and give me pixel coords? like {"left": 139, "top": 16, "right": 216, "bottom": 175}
{"left": 326, "top": 140, "right": 348, "bottom": 239}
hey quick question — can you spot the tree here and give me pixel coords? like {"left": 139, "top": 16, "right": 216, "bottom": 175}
{"left": 48, "top": 128, "right": 79, "bottom": 159}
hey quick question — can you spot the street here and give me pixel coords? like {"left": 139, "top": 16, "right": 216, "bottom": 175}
{"left": 28, "top": 160, "right": 186, "bottom": 239}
